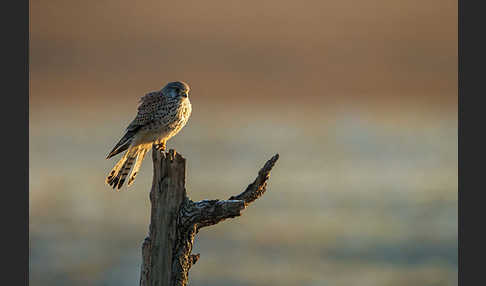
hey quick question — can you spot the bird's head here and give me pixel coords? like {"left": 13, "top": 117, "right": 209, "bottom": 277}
{"left": 162, "top": 81, "right": 190, "bottom": 100}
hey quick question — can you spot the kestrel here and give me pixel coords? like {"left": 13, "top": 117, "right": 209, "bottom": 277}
{"left": 106, "top": 81, "right": 192, "bottom": 190}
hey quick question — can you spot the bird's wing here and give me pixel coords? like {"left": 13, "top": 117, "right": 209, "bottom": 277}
{"left": 106, "top": 91, "right": 164, "bottom": 159}
{"left": 127, "top": 91, "right": 164, "bottom": 130}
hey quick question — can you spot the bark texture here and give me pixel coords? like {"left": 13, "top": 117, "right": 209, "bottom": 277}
{"left": 140, "top": 148, "right": 279, "bottom": 286}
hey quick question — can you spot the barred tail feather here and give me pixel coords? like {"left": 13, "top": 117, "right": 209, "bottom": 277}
{"left": 106, "top": 150, "right": 129, "bottom": 184}
{"left": 106, "top": 146, "right": 138, "bottom": 190}
{"left": 127, "top": 147, "right": 149, "bottom": 186}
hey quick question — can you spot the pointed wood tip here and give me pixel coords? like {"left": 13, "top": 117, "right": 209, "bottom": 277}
{"left": 166, "top": 149, "right": 185, "bottom": 162}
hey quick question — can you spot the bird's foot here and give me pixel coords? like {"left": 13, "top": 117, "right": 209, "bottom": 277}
{"left": 154, "top": 142, "right": 166, "bottom": 153}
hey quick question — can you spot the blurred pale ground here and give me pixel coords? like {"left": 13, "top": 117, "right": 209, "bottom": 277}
{"left": 30, "top": 0, "right": 457, "bottom": 285}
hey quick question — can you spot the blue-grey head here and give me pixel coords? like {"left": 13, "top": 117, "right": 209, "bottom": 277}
{"left": 162, "top": 81, "right": 190, "bottom": 99}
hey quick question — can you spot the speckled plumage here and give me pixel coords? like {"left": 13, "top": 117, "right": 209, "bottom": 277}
{"left": 106, "top": 81, "right": 192, "bottom": 190}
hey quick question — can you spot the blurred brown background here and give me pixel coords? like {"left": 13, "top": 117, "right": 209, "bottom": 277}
{"left": 30, "top": 0, "right": 457, "bottom": 285}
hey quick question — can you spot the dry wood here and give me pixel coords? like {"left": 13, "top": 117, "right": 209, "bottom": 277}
{"left": 140, "top": 148, "right": 279, "bottom": 286}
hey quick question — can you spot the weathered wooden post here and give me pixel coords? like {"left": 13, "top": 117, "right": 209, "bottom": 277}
{"left": 139, "top": 148, "right": 279, "bottom": 286}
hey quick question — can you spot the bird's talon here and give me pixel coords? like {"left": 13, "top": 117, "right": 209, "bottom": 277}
{"left": 154, "top": 143, "right": 167, "bottom": 153}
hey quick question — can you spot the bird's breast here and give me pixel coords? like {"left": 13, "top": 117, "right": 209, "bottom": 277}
{"left": 151, "top": 99, "right": 191, "bottom": 140}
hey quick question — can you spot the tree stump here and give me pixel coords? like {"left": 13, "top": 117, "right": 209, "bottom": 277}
{"left": 139, "top": 148, "right": 279, "bottom": 286}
